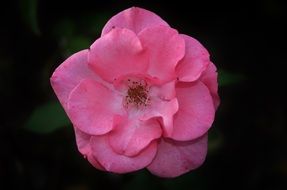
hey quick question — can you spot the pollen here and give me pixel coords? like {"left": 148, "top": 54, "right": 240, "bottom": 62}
{"left": 125, "top": 80, "right": 150, "bottom": 108}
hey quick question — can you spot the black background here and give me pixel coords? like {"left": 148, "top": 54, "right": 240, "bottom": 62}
{"left": 1, "top": 0, "right": 286, "bottom": 189}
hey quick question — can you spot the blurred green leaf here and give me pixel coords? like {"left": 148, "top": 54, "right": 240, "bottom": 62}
{"left": 52, "top": 19, "right": 76, "bottom": 40}
{"left": 24, "top": 101, "right": 70, "bottom": 134}
{"left": 19, "top": 0, "right": 40, "bottom": 35}
{"left": 80, "top": 12, "right": 111, "bottom": 35}
{"left": 208, "top": 128, "right": 223, "bottom": 154}
{"left": 162, "top": 171, "right": 207, "bottom": 190}
{"left": 63, "top": 36, "right": 92, "bottom": 57}
{"left": 123, "top": 170, "right": 159, "bottom": 190}
{"left": 218, "top": 69, "right": 245, "bottom": 86}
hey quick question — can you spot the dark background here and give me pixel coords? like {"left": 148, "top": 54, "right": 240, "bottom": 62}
{"left": 1, "top": 0, "right": 286, "bottom": 189}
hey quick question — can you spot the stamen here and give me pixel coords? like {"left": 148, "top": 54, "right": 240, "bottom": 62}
{"left": 125, "top": 79, "right": 150, "bottom": 108}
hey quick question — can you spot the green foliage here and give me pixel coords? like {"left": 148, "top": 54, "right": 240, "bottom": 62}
{"left": 162, "top": 171, "right": 207, "bottom": 190}
{"left": 64, "top": 36, "right": 92, "bottom": 56}
{"left": 24, "top": 101, "right": 70, "bottom": 134}
{"left": 123, "top": 170, "right": 160, "bottom": 190}
{"left": 79, "top": 12, "right": 111, "bottom": 35}
{"left": 19, "top": 0, "right": 40, "bottom": 35}
{"left": 53, "top": 19, "right": 76, "bottom": 40}
{"left": 52, "top": 18, "right": 94, "bottom": 57}
{"left": 208, "top": 128, "right": 223, "bottom": 153}
{"left": 218, "top": 69, "right": 245, "bottom": 86}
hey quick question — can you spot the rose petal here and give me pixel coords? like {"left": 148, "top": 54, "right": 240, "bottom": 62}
{"left": 67, "top": 79, "right": 122, "bottom": 135}
{"left": 109, "top": 118, "right": 162, "bottom": 156}
{"left": 150, "top": 80, "right": 176, "bottom": 101}
{"left": 147, "top": 134, "right": 208, "bottom": 178}
{"left": 89, "top": 28, "right": 148, "bottom": 82}
{"left": 138, "top": 25, "right": 185, "bottom": 82}
{"left": 87, "top": 154, "right": 105, "bottom": 171}
{"left": 170, "top": 81, "right": 215, "bottom": 141}
{"left": 91, "top": 136, "right": 157, "bottom": 173}
{"left": 74, "top": 127, "right": 91, "bottom": 156}
{"left": 200, "top": 62, "right": 220, "bottom": 109}
{"left": 50, "top": 50, "right": 101, "bottom": 111}
{"left": 102, "top": 7, "right": 169, "bottom": 35}
{"left": 141, "top": 98, "right": 179, "bottom": 137}
{"left": 73, "top": 128, "right": 104, "bottom": 170}
{"left": 176, "top": 34, "right": 210, "bottom": 82}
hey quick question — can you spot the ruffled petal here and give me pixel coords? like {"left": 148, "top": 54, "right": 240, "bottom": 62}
{"left": 50, "top": 50, "right": 100, "bottom": 111}
{"left": 147, "top": 134, "right": 208, "bottom": 178}
{"left": 200, "top": 62, "right": 220, "bottom": 109}
{"left": 141, "top": 98, "right": 179, "bottom": 137}
{"left": 176, "top": 34, "right": 209, "bottom": 82}
{"left": 74, "top": 127, "right": 91, "bottom": 156}
{"left": 89, "top": 28, "right": 148, "bottom": 82}
{"left": 67, "top": 79, "right": 122, "bottom": 135}
{"left": 109, "top": 118, "right": 162, "bottom": 157}
{"left": 73, "top": 128, "right": 104, "bottom": 170}
{"left": 150, "top": 80, "right": 176, "bottom": 101}
{"left": 91, "top": 136, "right": 157, "bottom": 173}
{"left": 102, "top": 7, "right": 169, "bottom": 36}
{"left": 170, "top": 81, "right": 215, "bottom": 141}
{"left": 138, "top": 25, "right": 185, "bottom": 82}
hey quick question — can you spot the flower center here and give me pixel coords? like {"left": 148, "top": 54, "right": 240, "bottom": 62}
{"left": 125, "top": 79, "right": 150, "bottom": 108}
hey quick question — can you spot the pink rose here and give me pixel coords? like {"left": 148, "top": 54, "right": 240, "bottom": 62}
{"left": 50, "top": 7, "right": 219, "bottom": 178}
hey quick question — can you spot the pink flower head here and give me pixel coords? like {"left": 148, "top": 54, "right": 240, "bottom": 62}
{"left": 50, "top": 7, "right": 219, "bottom": 178}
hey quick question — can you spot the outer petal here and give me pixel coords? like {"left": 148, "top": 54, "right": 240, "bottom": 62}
{"left": 50, "top": 50, "right": 100, "bottom": 111}
{"left": 109, "top": 118, "right": 162, "bottom": 157}
{"left": 74, "top": 127, "right": 91, "bottom": 156}
{"left": 138, "top": 26, "right": 185, "bottom": 82}
{"left": 89, "top": 28, "right": 148, "bottom": 82}
{"left": 102, "top": 7, "right": 169, "bottom": 36}
{"left": 147, "top": 134, "right": 208, "bottom": 178}
{"left": 176, "top": 35, "right": 210, "bottom": 82}
{"left": 200, "top": 62, "right": 220, "bottom": 109}
{"left": 91, "top": 136, "right": 157, "bottom": 173}
{"left": 73, "top": 128, "right": 104, "bottom": 170}
{"left": 171, "top": 81, "right": 215, "bottom": 141}
{"left": 67, "top": 79, "right": 122, "bottom": 135}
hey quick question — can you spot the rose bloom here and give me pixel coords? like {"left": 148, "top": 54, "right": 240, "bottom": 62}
{"left": 51, "top": 7, "right": 219, "bottom": 178}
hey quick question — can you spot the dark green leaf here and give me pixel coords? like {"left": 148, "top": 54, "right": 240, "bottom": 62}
{"left": 218, "top": 69, "right": 245, "bottom": 86}
{"left": 123, "top": 170, "right": 159, "bottom": 190}
{"left": 80, "top": 12, "right": 111, "bottom": 35}
{"left": 19, "top": 0, "right": 40, "bottom": 35}
{"left": 24, "top": 101, "right": 70, "bottom": 134}
{"left": 208, "top": 128, "right": 223, "bottom": 154}
{"left": 65, "top": 36, "right": 92, "bottom": 55}
{"left": 52, "top": 19, "right": 76, "bottom": 40}
{"left": 162, "top": 171, "right": 207, "bottom": 190}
